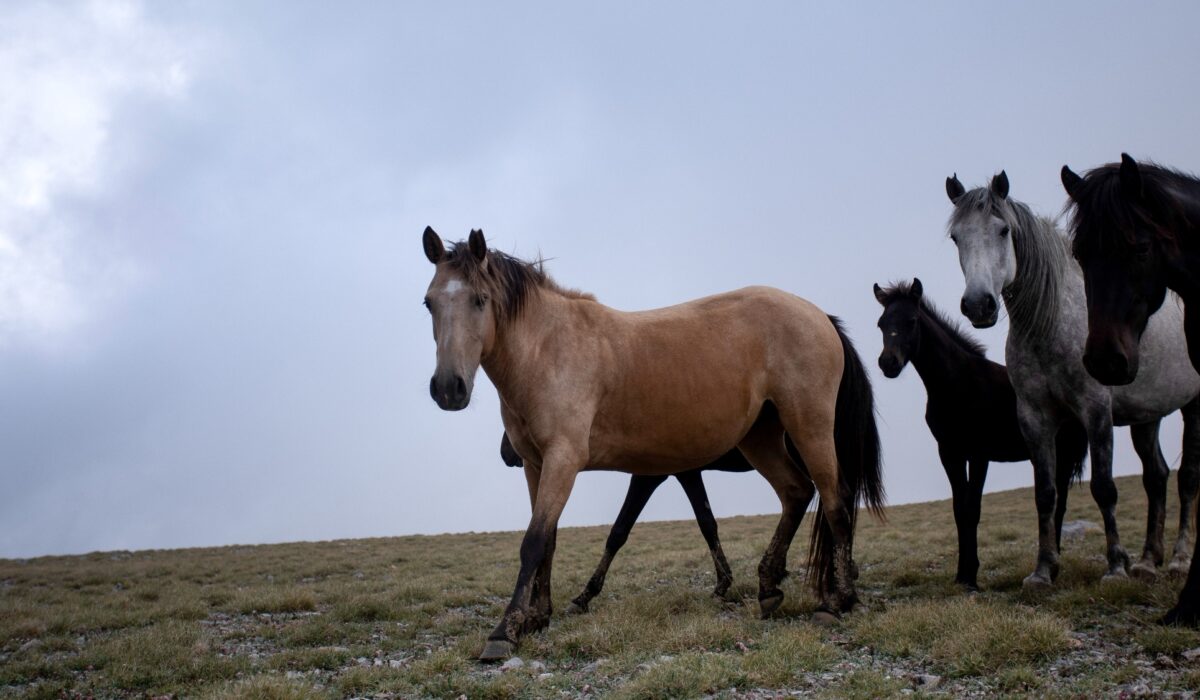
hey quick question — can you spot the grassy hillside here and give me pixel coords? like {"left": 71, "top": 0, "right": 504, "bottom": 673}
{"left": 2, "top": 473, "right": 1199, "bottom": 698}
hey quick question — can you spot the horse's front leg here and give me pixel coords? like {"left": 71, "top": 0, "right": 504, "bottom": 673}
{"left": 480, "top": 448, "right": 581, "bottom": 661}
{"left": 1017, "top": 405, "right": 1063, "bottom": 589}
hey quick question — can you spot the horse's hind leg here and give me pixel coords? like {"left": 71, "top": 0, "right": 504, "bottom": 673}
{"left": 737, "top": 423, "right": 815, "bottom": 618}
{"left": 1170, "top": 399, "right": 1200, "bottom": 574}
{"left": 676, "top": 470, "right": 734, "bottom": 599}
{"left": 1131, "top": 419, "right": 1169, "bottom": 580}
{"left": 567, "top": 474, "right": 668, "bottom": 614}
{"left": 1083, "top": 406, "right": 1130, "bottom": 581}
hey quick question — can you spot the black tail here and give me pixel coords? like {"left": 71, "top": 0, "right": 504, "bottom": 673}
{"left": 1058, "top": 420, "right": 1088, "bottom": 484}
{"left": 808, "top": 316, "right": 886, "bottom": 597}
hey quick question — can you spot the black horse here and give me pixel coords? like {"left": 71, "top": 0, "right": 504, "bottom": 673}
{"left": 1063, "top": 154, "right": 1200, "bottom": 626}
{"left": 499, "top": 433, "right": 752, "bottom": 612}
{"left": 874, "top": 279, "right": 1088, "bottom": 589}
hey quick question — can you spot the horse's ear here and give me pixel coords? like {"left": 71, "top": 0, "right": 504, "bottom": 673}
{"left": 911, "top": 278, "right": 924, "bottom": 300}
{"left": 468, "top": 229, "right": 488, "bottom": 263}
{"left": 423, "top": 226, "right": 445, "bottom": 264}
{"left": 1061, "top": 165, "right": 1084, "bottom": 201}
{"left": 873, "top": 283, "right": 887, "bottom": 305}
{"left": 990, "top": 170, "right": 1009, "bottom": 200}
{"left": 945, "top": 173, "right": 965, "bottom": 203}
{"left": 1119, "top": 153, "right": 1143, "bottom": 201}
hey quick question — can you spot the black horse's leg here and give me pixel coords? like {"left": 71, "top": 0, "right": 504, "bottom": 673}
{"left": 1130, "top": 419, "right": 1169, "bottom": 579}
{"left": 938, "top": 446, "right": 974, "bottom": 588}
{"left": 567, "top": 474, "right": 668, "bottom": 614}
{"left": 1171, "top": 399, "right": 1200, "bottom": 574}
{"left": 676, "top": 470, "right": 734, "bottom": 598}
{"left": 964, "top": 459, "right": 989, "bottom": 589}
{"left": 1163, "top": 503, "right": 1200, "bottom": 626}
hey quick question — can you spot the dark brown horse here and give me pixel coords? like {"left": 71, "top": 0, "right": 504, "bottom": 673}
{"left": 1063, "top": 154, "right": 1200, "bottom": 625}
{"left": 500, "top": 433, "right": 751, "bottom": 611}
{"left": 874, "top": 279, "right": 1087, "bottom": 589}
{"left": 422, "top": 227, "right": 883, "bottom": 659}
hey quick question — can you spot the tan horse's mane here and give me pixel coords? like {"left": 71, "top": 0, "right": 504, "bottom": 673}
{"left": 444, "top": 241, "right": 595, "bottom": 323}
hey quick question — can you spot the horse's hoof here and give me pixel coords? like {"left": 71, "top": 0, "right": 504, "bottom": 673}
{"left": 1101, "top": 569, "right": 1129, "bottom": 584}
{"left": 1129, "top": 561, "right": 1158, "bottom": 582}
{"left": 479, "top": 639, "right": 515, "bottom": 662}
{"left": 565, "top": 601, "right": 587, "bottom": 615}
{"left": 1022, "top": 573, "right": 1053, "bottom": 591}
{"left": 811, "top": 610, "right": 840, "bottom": 626}
{"left": 758, "top": 593, "right": 784, "bottom": 618}
{"left": 1167, "top": 558, "right": 1191, "bottom": 575}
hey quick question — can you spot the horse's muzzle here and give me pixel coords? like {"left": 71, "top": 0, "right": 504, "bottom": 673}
{"left": 430, "top": 372, "right": 470, "bottom": 411}
{"left": 960, "top": 293, "right": 999, "bottom": 329}
{"left": 878, "top": 353, "right": 904, "bottom": 379}
{"left": 1082, "top": 347, "right": 1137, "bottom": 386}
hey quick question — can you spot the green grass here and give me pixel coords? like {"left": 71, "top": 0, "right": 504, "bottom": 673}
{"left": 2, "top": 473, "right": 1199, "bottom": 697}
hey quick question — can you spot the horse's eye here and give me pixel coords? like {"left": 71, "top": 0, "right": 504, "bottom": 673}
{"left": 474, "top": 294, "right": 487, "bottom": 309}
{"left": 999, "top": 226, "right": 1010, "bottom": 237}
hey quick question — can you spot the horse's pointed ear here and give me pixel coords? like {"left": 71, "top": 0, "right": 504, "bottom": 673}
{"left": 946, "top": 173, "right": 965, "bottom": 203}
{"left": 1119, "top": 153, "right": 1143, "bottom": 201}
{"left": 911, "top": 278, "right": 924, "bottom": 300}
{"left": 873, "top": 283, "right": 887, "bottom": 305}
{"left": 468, "top": 229, "right": 488, "bottom": 262}
{"left": 990, "top": 170, "right": 1009, "bottom": 200}
{"left": 423, "top": 226, "right": 445, "bottom": 264}
{"left": 1061, "top": 165, "right": 1084, "bottom": 200}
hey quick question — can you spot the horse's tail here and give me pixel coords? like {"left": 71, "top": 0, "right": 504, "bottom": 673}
{"left": 1059, "top": 420, "right": 1088, "bottom": 485}
{"left": 808, "top": 315, "right": 886, "bottom": 598}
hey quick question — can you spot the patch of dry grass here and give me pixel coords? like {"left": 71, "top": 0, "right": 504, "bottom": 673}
{"left": 1, "top": 473, "right": 1197, "bottom": 697}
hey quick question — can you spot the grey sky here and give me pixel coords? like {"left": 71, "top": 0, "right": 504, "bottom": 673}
{"left": 3, "top": 1, "right": 1200, "bottom": 558}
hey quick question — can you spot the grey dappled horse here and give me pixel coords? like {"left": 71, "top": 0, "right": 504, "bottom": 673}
{"left": 946, "top": 172, "right": 1200, "bottom": 588}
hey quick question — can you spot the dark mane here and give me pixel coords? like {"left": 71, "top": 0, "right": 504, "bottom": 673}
{"left": 1067, "top": 160, "right": 1200, "bottom": 256}
{"left": 443, "top": 241, "right": 594, "bottom": 322}
{"left": 877, "top": 281, "right": 988, "bottom": 358}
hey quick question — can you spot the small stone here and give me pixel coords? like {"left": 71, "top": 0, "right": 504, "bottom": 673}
{"left": 735, "top": 641, "right": 750, "bottom": 653}
{"left": 658, "top": 654, "right": 675, "bottom": 663}
{"left": 17, "top": 639, "right": 42, "bottom": 653}
{"left": 538, "top": 672, "right": 553, "bottom": 680}
{"left": 1061, "top": 520, "right": 1101, "bottom": 540}
{"left": 500, "top": 657, "right": 525, "bottom": 671}
{"left": 529, "top": 660, "right": 546, "bottom": 672}
{"left": 356, "top": 656, "right": 369, "bottom": 666}
{"left": 916, "top": 674, "right": 941, "bottom": 688}
{"left": 389, "top": 659, "right": 403, "bottom": 668}
{"left": 1182, "top": 646, "right": 1200, "bottom": 661}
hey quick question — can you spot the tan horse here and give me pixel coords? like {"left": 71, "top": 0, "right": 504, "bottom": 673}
{"left": 421, "top": 227, "right": 884, "bottom": 660}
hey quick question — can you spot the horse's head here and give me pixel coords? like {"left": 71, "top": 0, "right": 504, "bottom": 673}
{"left": 422, "top": 226, "right": 499, "bottom": 410}
{"left": 945, "top": 171, "right": 1016, "bottom": 328}
{"left": 874, "top": 279, "right": 924, "bottom": 378}
{"left": 1063, "top": 155, "right": 1170, "bottom": 386}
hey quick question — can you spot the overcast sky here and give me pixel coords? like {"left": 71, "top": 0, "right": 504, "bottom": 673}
{"left": 3, "top": 1, "right": 1200, "bottom": 558}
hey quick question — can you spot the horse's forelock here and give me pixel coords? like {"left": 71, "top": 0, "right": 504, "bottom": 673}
{"left": 1067, "top": 163, "right": 1191, "bottom": 256}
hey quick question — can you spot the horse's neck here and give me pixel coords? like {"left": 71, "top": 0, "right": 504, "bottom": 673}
{"left": 481, "top": 290, "right": 593, "bottom": 413}
{"left": 1004, "top": 217, "right": 1075, "bottom": 343}
{"left": 910, "top": 313, "right": 971, "bottom": 391}
{"left": 1166, "top": 179, "right": 1200, "bottom": 298}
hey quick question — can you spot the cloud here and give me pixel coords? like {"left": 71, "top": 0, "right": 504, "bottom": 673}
{"left": 0, "top": 0, "right": 190, "bottom": 347}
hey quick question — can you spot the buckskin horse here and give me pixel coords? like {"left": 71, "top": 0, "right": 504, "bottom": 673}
{"left": 422, "top": 227, "right": 883, "bottom": 659}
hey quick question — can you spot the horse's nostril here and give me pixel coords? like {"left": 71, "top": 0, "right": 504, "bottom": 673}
{"left": 454, "top": 375, "right": 467, "bottom": 398}
{"left": 984, "top": 296, "right": 997, "bottom": 314}
{"left": 429, "top": 376, "right": 438, "bottom": 400}
{"left": 960, "top": 298, "right": 970, "bottom": 316}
